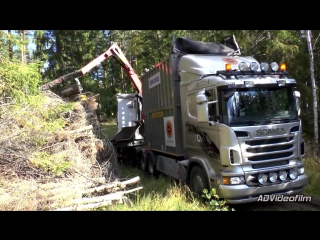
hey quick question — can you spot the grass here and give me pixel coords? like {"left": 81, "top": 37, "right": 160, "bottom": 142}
{"left": 101, "top": 165, "right": 226, "bottom": 211}
{"left": 100, "top": 121, "right": 118, "bottom": 139}
{"left": 302, "top": 157, "right": 320, "bottom": 199}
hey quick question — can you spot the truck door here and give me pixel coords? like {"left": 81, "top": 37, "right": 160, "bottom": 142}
{"left": 185, "top": 88, "right": 220, "bottom": 161}
{"left": 204, "top": 88, "right": 220, "bottom": 159}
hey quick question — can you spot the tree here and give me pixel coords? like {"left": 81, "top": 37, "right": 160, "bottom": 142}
{"left": 306, "top": 30, "right": 318, "bottom": 154}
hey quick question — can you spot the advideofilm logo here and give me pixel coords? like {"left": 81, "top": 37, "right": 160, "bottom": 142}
{"left": 257, "top": 194, "right": 311, "bottom": 202}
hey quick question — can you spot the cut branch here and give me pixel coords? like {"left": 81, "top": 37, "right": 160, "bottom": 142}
{"left": 82, "top": 176, "right": 140, "bottom": 194}
{"left": 54, "top": 187, "right": 143, "bottom": 211}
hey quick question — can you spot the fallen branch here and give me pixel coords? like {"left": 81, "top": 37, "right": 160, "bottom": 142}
{"left": 83, "top": 176, "right": 140, "bottom": 194}
{"left": 54, "top": 187, "right": 143, "bottom": 211}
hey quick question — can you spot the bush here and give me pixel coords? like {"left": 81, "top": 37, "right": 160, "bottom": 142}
{"left": 202, "top": 188, "right": 235, "bottom": 211}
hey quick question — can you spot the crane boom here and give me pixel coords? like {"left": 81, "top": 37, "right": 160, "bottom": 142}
{"left": 39, "top": 42, "right": 142, "bottom": 96}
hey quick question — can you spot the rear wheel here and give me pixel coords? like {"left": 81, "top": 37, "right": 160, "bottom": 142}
{"left": 189, "top": 166, "right": 210, "bottom": 197}
{"left": 139, "top": 153, "right": 147, "bottom": 172}
{"left": 147, "top": 151, "right": 159, "bottom": 177}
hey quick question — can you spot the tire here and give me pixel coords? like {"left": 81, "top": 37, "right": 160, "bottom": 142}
{"left": 129, "top": 148, "right": 138, "bottom": 167}
{"left": 132, "top": 153, "right": 139, "bottom": 167}
{"left": 189, "top": 166, "right": 210, "bottom": 197}
{"left": 139, "top": 153, "right": 147, "bottom": 172}
{"left": 146, "top": 151, "right": 159, "bottom": 177}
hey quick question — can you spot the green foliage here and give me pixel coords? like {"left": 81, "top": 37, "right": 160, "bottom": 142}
{"left": 7, "top": 94, "right": 75, "bottom": 152}
{"left": 13, "top": 95, "right": 74, "bottom": 134}
{"left": 39, "top": 101, "right": 74, "bottom": 133}
{"left": 29, "top": 152, "right": 71, "bottom": 176}
{"left": 0, "top": 58, "right": 42, "bottom": 102}
{"left": 202, "top": 188, "right": 235, "bottom": 211}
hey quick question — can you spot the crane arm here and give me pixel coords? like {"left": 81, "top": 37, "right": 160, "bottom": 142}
{"left": 40, "top": 42, "right": 142, "bottom": 95}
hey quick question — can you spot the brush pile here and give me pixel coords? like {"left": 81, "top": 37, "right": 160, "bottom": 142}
{"left": 0, "top": 90, "right": 141, "bottom": 211}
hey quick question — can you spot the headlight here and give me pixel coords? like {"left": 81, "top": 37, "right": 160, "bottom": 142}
{"left": 279, "top": 170, "right": 288, "bottom": 181}
{"left": 269, "top": 172, "right": 278, "bottom": 183}
{"left": 238, "top": 62, "right": 248, "bottom": 71}
{"left": 244, "top": 81, "right": 254, "bottom": 87}
{"left": 230, "top": 176, "right": 245, "bottom": 184}
{"left": 258, "top": 173, "right": 268, "bottom": 184}
{"left": 222, "top": 176, "right": 245, "bottom": 185}
{"left": 270, "top": 62, "right": 279, "bottom": 71}
{"left": 298, "top": 167, "right": 305, "bottom": 175}
{"left": 250, "top": 62, "right": 259, "bottom": 71}
{"left": 289, "top": 168, "right": 298, "bottom": 180}
{"left": 260, "top": 62, "right": 269, "bottom": 71}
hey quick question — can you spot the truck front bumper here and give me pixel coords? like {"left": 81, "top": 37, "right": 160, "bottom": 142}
{"left": 217, "top": 174, "right": 308, "bottom": 204}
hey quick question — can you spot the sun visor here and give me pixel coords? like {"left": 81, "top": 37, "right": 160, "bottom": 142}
{"left": 172, "top": 37, "right": 235, "bottom": 55}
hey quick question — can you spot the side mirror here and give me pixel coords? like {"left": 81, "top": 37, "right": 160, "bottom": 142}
{"left": 293, "top": 91, "right": 300, "bottom": 98}
{"left": 196, "top": 90, "right": 209, "bottom": 123}
{"left": 296, "top": 99, "right": 301, "bottom": 116}
{"left": 293, "top": 91, "right": 301, "bottom": 116}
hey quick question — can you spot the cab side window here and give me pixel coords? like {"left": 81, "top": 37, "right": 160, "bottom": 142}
{"left": 207, "top": 89, "right": 217, "bottom": 121}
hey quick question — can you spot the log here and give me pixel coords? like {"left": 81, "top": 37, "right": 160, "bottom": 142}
{"left": 60, "top": 87, "right": 75, "bottom": 97}
{"left": 39, "top": 70, "right": 82, "bottom": 91}
{"left": 86, "top": 113, "right": 95, "bottom": 118}
{"left": 73, "top": 187, "right": 143, "bottom": 205}
{"left": 83, "top": 176, "right": 140, "bottom": 194}
{"left": 68, "top": 125, "right": 93, "bottom": 134}
{"left": 54, "top": 187, "right": 143, "bottom": 211}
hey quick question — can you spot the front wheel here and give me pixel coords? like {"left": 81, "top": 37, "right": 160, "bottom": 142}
{"left": 189, "top": 166, "right": 210, "bottom": 197}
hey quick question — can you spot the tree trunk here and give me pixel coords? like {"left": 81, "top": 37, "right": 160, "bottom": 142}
{"left": 8, "top": 30, "right": 13, "bottom": 60}
{"left": 306, "top": 30, "right": 319, "bottom": 154}
{"left": 20, "top": 30, "right": 27, "bottom": 64}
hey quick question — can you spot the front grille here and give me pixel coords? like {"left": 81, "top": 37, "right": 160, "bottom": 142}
{"left": 244, "top": 136, "right": 295, "bottom": 163}
{"left": 246, "top": 144, "right": 293, "bottom": 153}
{"left": 245, "top": 136, "right": 294, "bottom": 146}
{"left": 252, "top": 160, "right": 289, "bottom": 169}
{"left": 248, "top": 152, "right": 293, "bottom": 161}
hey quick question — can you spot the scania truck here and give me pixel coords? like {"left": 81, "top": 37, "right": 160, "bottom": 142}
{"left": 112, "top": 35, "right": 308, "bottom": 204}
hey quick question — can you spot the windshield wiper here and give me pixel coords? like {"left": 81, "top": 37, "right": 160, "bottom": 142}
{"left": 230, "top": 120, "right": 261, "bottom": 126}
{"left": 269, "top": 117, "right": 297, "bottom": 123}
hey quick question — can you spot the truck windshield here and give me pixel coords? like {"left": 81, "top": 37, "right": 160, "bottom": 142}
{"left": 220, "top": 87, "right": 298, "bottom": 126}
